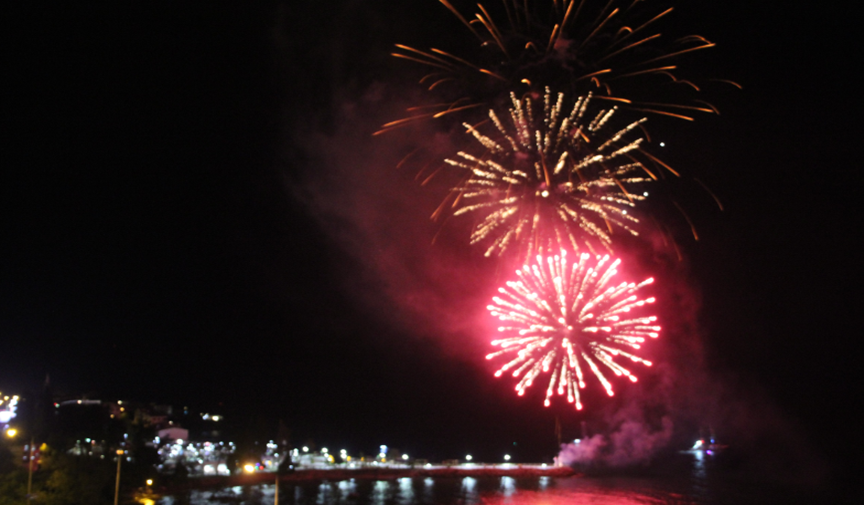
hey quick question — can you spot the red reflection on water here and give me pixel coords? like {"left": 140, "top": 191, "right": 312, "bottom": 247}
{"left": 478, "top": 488, "right": 696, "bottom": 505}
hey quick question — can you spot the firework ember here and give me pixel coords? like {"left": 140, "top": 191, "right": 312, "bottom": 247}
{"left": 377, "top": 0, "right": 730, "bottom": 134}
{"left": 486, "top": 251, "right": 659, "bottom": 410}
{"left": 439, "top": 88, "right": 655, "bottom": 259}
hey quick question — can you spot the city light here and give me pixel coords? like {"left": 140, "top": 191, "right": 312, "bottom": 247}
{"left": 0, "top": 393, "right": 19, "bottom": 425}
{"left": 504, "top": 454, "right": 511, "bottom": 461}
{"left": 146, "top": 479, "right": 153, "bottom": 486}
{"left": 243, "top": 464, "right": 255, "bottom": 473}
{"left": 5, "top": 428, "right": 16, "bottom": 438}
{"left": 402, "top": 454, "right": 409, "bottom": 460}
{"left": 465, "top": 454, "right": 472, "bottom": 461}
{"left": 302, "top": 446, "right": 309, "bottom": 453}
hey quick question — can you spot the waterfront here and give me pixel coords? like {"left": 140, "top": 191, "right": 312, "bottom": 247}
{"left": 151, "top": 453, "right": 833, "bottom": 505}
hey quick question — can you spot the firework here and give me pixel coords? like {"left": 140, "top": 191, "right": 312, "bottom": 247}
{"left": 439, "top": 87, "right": 657, "bottom": 259}
{"left": 486, "top": 251, "right": 658, "bottom": 410}
{"left": 378, "top": 0, "right": 731, "bottom": 135}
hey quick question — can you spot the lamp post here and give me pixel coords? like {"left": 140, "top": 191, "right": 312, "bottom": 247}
{"left": 114, "top": 449, "right": 124, "bottom": 505}
{"left": 26, "top": 437, "right": 34, "bottom": 502}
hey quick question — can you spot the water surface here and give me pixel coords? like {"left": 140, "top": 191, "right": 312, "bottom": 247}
{"left": 154, "top": 453, "right": 826, "bottom": 505}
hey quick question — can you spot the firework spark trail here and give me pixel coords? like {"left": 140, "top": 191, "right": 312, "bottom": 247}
{"left": 377, "top": 0, "right": 734, "bottom": 134}
{"left": 486, "top": 250, "right": 659, "bottom": 410}
{"left": 442, "top": 88, "right": 654, "bottom": 259}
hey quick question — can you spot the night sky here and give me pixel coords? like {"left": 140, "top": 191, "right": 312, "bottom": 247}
{"left": 3, "top": 0, "right": 860, "bottom": 489}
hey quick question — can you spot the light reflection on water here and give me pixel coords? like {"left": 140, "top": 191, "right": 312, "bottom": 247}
{"left": 371, "top": 480, "right": 389, "bottom": 505}
{"left": 461, "top": 476, "right": 478, "bottom": 504}
{"left": 338, "top": 478, "right": 356, "bottom": 501}
{"left": 422, "top": 476, "right": 433, "bottom": 502}
{"left": 397, "top": 477, "right": 414, "bottom": 505}
{"left": 156, "top": 476, "right": 699, "bottom": 505}
{"left": 500, "top": 476, "right": 516, "bottom": 499}
{"left": 538, "top": 476, "right": 549, "bottom": 491}
{"left": 154, "top": 453, "right": 813, "bottom": 505}
{"left": 315, "top": 481, "right": 329, "bottom": 505}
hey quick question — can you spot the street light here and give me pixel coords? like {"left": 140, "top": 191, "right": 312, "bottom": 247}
{"left": 4, "top": 428, "right": 15, "bottom": 438}
{"left": 504, "top": 454, "right": 511, "bottom": 462}
{"left": 465, "top": 454, "right": 472, "bottom": 461}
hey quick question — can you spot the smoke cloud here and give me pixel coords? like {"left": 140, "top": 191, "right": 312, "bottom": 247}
{"left": 557, "top": 404, "right": 674, "bottom": 468}
{"left": 283, "top": 73, "right": 501, "bottom": 363}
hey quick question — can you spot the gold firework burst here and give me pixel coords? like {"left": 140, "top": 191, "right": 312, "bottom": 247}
{"left": 377, "top": 0, "right": 735, "bottom": 135}
{"left": 438, "top": 87, "right": 659, "bottom": 258}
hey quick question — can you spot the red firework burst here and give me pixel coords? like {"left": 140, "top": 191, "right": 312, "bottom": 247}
{"left": 486, "top": 250, "right": 659, "bottom": 410}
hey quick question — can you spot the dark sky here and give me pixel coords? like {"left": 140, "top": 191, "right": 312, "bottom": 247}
{"left": 3, "top": 0, "right": 860, "bottom": 485}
